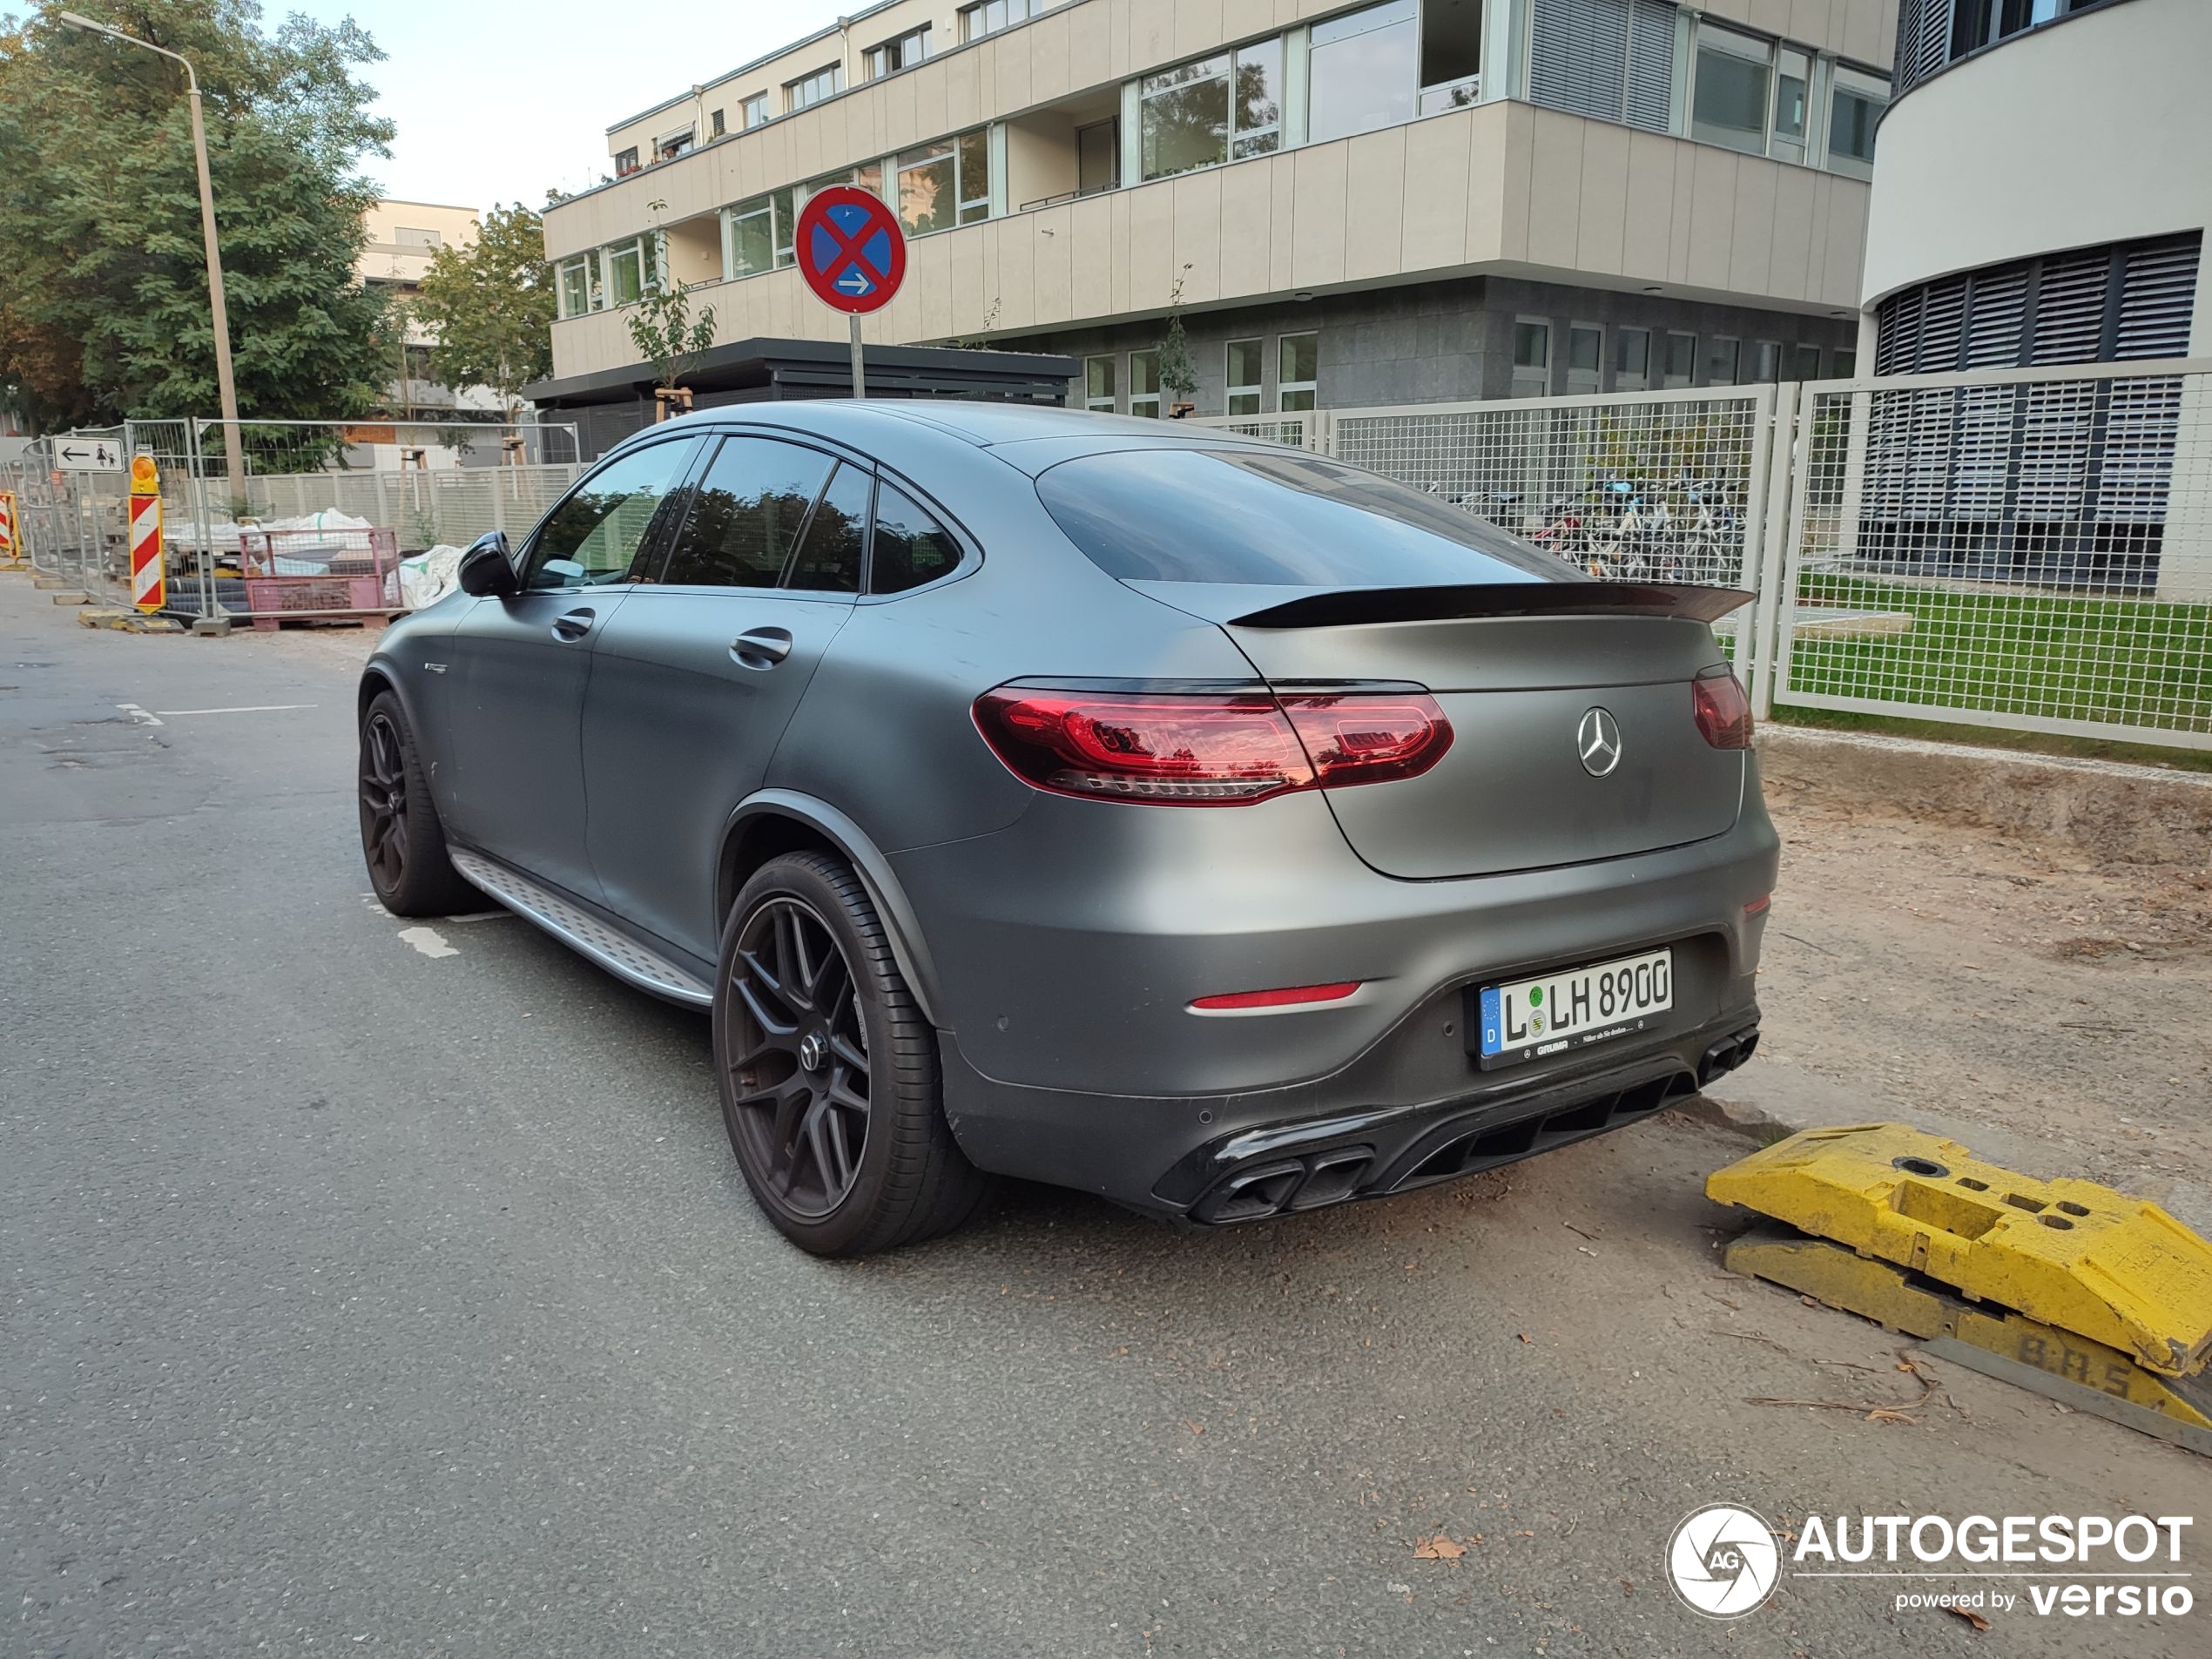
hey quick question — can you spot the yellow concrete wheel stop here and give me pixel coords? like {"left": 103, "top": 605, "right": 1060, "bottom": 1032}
{"left": 1707, "top": 1123, "right": 2212, "bottom": 1379}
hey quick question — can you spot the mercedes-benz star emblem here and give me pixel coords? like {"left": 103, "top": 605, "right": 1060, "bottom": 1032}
{"left": 1576, "top": 707, "right": 1622, "bottom": 777}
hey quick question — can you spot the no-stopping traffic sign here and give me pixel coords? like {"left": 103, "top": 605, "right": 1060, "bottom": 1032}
{"left": 795, "top": 186, "right": 907, "bottom": 315}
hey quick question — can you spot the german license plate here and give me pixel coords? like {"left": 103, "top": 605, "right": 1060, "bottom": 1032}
{"left": 1474, "top": 948, "right": 1673, "bottom": 1069}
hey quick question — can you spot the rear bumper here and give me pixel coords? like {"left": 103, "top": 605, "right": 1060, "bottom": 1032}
{"left": 898, "top": 757, "right": 1778, "bottom": 1215}
{"left": 941, "top": 1002, "right": 1760, "bottom": 1222}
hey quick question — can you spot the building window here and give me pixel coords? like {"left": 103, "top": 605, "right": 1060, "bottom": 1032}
{"left": 605, "top": 237, "right": 648, "bottom": 306}
{"left": 1138, "top": 38, "right": 1282, "bottom": 183}
{"left": 867, "top": 26, "right": 930, "bottom": 79}
{"left": 1750, "top": 341, "right": 1780, "bottom": 382}
{"left": 786, "top": 64, "right": 843, "bottom": 113}
{"left": 1663, "top": 330, "right": 1696, "bottom": 388}
{"left": 727, "top": 189, "right": 796, "bottom": 278}
{"left": 710, "top": 108, "right": 725, "bottom": 138}
{"left": 1831, "top": 347, "right": 1856, "bottom": 377}
{"left": 614, "top": 146, "right": 640, "bottom": 177}
{"left": 1277, "top": 333, "right": 1318, "bottom": 411}
{"left": 1418, "top": 0, "right": 1485, "bottom": 114}
{"left": 657, "top": 128, "right": 693, "bottom": 163}
{"left": 394, "top": 226, "right": 442, "bottom": 249}
{"left": 1512, "top": 318, "right": 1550, "bottom": 395}
{"left": 1309, "top": 0, "right": 1418, "bottom": 145}
{"left": 1566, "top": 324, "right": 1602, "bottom": 394}
{"left": 1827, "top": 67, "right": 1886, "bottom": 179}
{"left": 1791, "top": 342, "right": 1823, "bottom": 380}
{"left": 1225, "top": 339, "right": 1263, "bottom": 416}
{"left": 1690, "top": 24, "right": 1770, "bottom": 156}
{"left": 1616, "top": 326, "right": 1650, "bottom": 390}
{"left": 1770, "top": 46, "right": 1810, "bottom": 164}
{"left": 1130, "top": 348, "right": 1163, "bottom": 417}
{"left": 1528, "top": 0, "right": 1676, "bottom": 134}
{"left": 1084, "top": 354, "right": 1117, "bottom": 413}
{"left": 962, "top": 0, "right": 1060, "bottom": 42}
{"left": 1077, "top": 119, "right": 1118, "bottom": 193}
{"left": 742, "top": 93, "right": 770, "bottom": 129}
{"left": 1704, "top": 336, "right": 1741, "bottom": 385}
{"left": 895, "top": 128, "right": 991, "bottom": 237}
{"left": 557, "top": 257, "right": 593, "bottom": 318}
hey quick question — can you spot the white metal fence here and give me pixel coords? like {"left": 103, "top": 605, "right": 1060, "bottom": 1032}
{"left": 0, "top": 418, "right": 580, "bottom": 624}
{"left": 1191, "top": 361, "right": 2211, "bottom": 752}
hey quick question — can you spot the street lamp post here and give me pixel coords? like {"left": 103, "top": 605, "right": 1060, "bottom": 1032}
{"left": 57, "top": 11, "right": 242, "bottom": 491}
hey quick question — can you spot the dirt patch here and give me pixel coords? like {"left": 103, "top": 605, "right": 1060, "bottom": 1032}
{"left": 1754, "top": 786, "right": 2212, "bottom": 1197}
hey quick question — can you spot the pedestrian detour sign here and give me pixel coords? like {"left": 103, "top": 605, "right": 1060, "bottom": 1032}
{"left": 56, "top": 435, "right": 124, "bottom": 472}
{"left": 795, "top": 186, "right": 906, "bottom": 315}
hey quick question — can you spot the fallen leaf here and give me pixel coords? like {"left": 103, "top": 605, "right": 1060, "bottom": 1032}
{"left": 1620, "top": 1579, "right": 1634, "bottom": 1597}
{"left": 1518, "top": 1332, "right": 1531, "bottom": 1344}
{"left": 1413, "top": 1534, "right": 1467, "bottom": 1561}
{"left": 1863, "top": 1408, "right": 1918, "bottom": 1425}
{"left": 1185, "top": 1420, "right": 1204, "bottom": 1435}
{"left": 1945, "top": 1605, "right": 1991, "bottom": 1632}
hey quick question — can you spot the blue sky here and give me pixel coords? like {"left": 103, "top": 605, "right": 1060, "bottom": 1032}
{"left": 285, "top": 1, "right": 842, "bottom": 210}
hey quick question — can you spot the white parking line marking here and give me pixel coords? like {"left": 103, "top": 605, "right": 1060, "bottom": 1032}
{"left": 116, "top": 703, "right": 164, "bottom": 726}
{"left": 155, "top": 703, "right": 319, "bottom": 716}
{"left": 396, "top": 926, "right": 460, "bottom": 959}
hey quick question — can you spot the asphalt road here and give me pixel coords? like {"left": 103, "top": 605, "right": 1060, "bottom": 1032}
{"left": 3, "top": 578, "right": 2202, "bottom": 1658}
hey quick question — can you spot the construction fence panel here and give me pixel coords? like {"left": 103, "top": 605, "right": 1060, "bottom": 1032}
{"left": 186, "top": 418, "right": 582, "bottom": 623}
{"left": 1772, "top": 358, "right": 2212, "bottom": 750}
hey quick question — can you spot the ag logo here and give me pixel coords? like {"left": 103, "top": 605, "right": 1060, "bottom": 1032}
{"left": 1667, "top": 1503, "right": 1779, "bottom": 1619}
{"left": 1576, "top": 707, "right": 1622, "bottom": 777}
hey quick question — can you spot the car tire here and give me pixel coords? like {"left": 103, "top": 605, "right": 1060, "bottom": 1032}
{"left": 358, "top": 689, "right": 476, "bottom": 918}
{"left": 713, "top": 851, "right": 987, "bottom": 1256}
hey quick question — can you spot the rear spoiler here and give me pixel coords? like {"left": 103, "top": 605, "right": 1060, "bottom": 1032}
{"left": 1225, "top": 583, "right": 1755, "bottom": 630}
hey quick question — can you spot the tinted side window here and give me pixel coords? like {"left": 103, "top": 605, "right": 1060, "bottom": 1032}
{"left": 661, "top": 436, "right": 835, "bottom": 588}
{"left": 787, "top": 463, "right": 870, "bottom": 593}
{"left": 869, "top": 483, "right": 961, "bottom": 595}
{"left": 1034, "top": 448, "right": 1572, "bottom": 587}
{"left": 525, "top": 441, "right": 694, "bottom": 589}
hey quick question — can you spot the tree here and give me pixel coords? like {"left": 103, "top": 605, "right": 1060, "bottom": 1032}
{"left": 1157, "top": 267, "right": 1198, "bottom": 413}
{"left": 0, "top": 1, "right": 394, "bottom": 429}
{"left": 410, "top": 203, "right": 554, "bottom": 421}
{"left": 622, "top": 209, "right": 715, "bottom": 415}
{"left": 625, "top": 275, "right": 716, "bottom": 416}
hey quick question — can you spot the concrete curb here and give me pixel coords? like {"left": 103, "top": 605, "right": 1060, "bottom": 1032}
{"left": 1757, "top": 725, "right": 2212, "bottom": 865}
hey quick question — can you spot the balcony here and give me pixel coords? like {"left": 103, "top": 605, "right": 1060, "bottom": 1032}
{"left": 547, "top": 96, "right": 1871, "bottom": 381}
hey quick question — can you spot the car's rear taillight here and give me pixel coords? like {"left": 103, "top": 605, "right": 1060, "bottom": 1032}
{"left": 1692, "top": 664, "right": 1752, "bottom": 749}
{"left": 972, "top": 688, "right": 1453, "bottom": 806}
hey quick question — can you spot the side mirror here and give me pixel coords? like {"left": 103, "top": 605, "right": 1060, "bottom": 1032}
{"left": 457, "top": 531, "right": 518, "bottom": 597}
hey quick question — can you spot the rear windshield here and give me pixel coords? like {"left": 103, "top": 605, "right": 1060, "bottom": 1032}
{"left": 1035, "top": 448, "right": 1575, "bottom": 587}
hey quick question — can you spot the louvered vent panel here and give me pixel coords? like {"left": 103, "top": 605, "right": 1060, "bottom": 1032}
{"left": 1529, "top": 0, "right": 1630, "bottom": 124}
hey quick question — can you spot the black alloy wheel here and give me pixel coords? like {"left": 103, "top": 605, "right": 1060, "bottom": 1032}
{"left": 711, "top": 852, "right": 986, "bottom": 1255}
{"left": 357, "top": 689, "right": 474, "bottom": 917}
{"left": 359, "top": 709, "right": 410, "bottom": 892}
{"left": 723, "top": 896, "right": 873, "bottom": 1218}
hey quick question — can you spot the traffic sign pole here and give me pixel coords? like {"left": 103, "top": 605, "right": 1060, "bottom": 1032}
{"left": 793, "top": 185, "right": 906, "bottom": 399}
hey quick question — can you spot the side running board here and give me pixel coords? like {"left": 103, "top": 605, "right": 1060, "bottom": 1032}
{"left": 448, "top": 848, "right": 713, "bottom": 1008}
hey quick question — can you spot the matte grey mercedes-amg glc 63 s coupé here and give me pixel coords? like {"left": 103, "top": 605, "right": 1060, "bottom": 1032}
{"left": 358, "top": 402, "right": 1775, "bottom": 1254}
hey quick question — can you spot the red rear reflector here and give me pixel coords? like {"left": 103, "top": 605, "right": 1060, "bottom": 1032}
{"left": 1744, "top": 894, "right": 1771, "bottom": 916}
{"left": 1692, "top": 664, "right": 1752, "bottom": 750}
{"left": 973, "top": 688, "right": 1452, "bottom": 806}
{"left": 1190, "top": 981, "right": 1362, "bottom": 1010}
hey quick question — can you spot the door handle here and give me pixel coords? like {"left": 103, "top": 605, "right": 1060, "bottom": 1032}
{"left": 551, "top": 607, "right": 595, "bottom": 642}
{"left": 731, "top": 626, "right": 794, "bottom": 670}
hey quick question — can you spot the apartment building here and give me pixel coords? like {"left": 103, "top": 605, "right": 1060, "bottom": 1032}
{"left": 1855, "top": 0, "right": 2209, "bottom": 598}
{"left": 537, "top": 0, "right": 1898, "bottom": 438}
{"left": 358, "top": 199, "right": 510, "bottom": 421}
